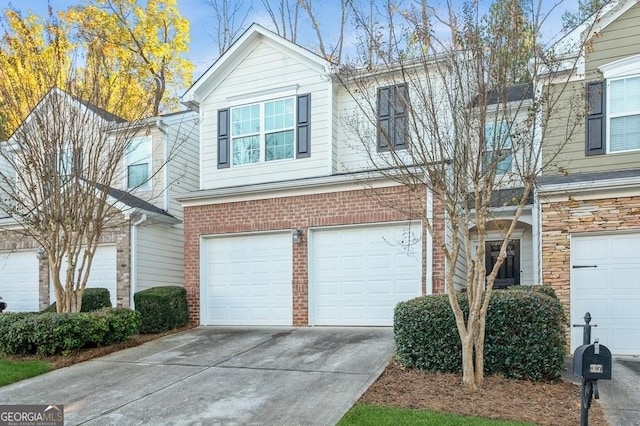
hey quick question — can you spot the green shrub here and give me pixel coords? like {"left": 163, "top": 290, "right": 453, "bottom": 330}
{"left": 134, "top": 286, "right": 188, "bottom": 334}
{"left": 506, "top": 284, "right": 558, "bottom": 299}
{"left": 394, "top": 291, "right": 566, "bottom": 381}
{"left": 43, "top": 288, "right": 112, "bottom": 313}
{"left": 0, "top": 308, "right": 141, "bottom": 356}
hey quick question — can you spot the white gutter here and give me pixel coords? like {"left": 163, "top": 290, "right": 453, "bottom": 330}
{"left": 538, "top": 175, "right": 640, "bottom": 196}
{"left": 130, "top": 213, "right": 148, "bottom": 309}
{"left": 155, "top": 119, "right": 169, "bottom": 212}
{"left": 426, "top": 187, "right": 433, "bottom": 295}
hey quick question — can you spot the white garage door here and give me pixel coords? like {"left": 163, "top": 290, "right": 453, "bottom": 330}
{"left": 202, "top": 232, "right": 293, "bottom": 326}
{"left": 310, "top": 223, "right": 422, "bottom": 326}
{"left": 572, "top": 234, "right": 640, "bottom": 354}
{"left": 50, "top": 244, "right": 117, "bottom": 307}
{"left": 0, "top": 250, "right": 39, "bottom": 312}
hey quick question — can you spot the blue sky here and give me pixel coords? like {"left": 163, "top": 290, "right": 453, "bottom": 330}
{"left": 2, "top": 0, "right": 573, "bottom": 81}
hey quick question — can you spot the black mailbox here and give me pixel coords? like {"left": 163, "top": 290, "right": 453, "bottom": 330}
{"left": 573, "top": 342, "right": 612, "bottom": 380}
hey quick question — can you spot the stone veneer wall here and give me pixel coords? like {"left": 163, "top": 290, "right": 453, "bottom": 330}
{"left": 541, "top": 196, "right": 640, "bottom": 319}
{"left": 184, "top": 185, "right": 446, "bottom": 325}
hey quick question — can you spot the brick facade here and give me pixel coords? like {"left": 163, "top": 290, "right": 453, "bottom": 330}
{"left": 541, "top": 195, "right": 640, "bottom": 319}
{"left": 184, "top": 185, "right": 446, "bottom": 325}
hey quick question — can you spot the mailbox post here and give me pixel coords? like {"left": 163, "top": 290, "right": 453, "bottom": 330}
{"left": 572, "top": 312, "right": 612, "bottom": 426}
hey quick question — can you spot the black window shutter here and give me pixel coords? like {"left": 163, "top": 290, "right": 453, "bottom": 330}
{"left": 394, "top": 84, "right": 408, "bottom": 149}
{"left": 217, "top": 108, "right": 230, "bottom": 168}
{"left": 296, "top": 94, "right": 311, "bottom": 158}
{"left": 585, "top": 81, "right": 605, "bottom": 156}
{"left": 377, "top": 87, "right": 391, "bottom": 151}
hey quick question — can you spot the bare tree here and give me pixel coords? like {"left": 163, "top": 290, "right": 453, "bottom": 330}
{"left": 337, "top": 0, "right": 589, "bottom": 389}
{"left": 261, "top": 0, "right": 299, "bottom": 43}
{"left": 208, "top": 0, "right": 252, "bottom": 55}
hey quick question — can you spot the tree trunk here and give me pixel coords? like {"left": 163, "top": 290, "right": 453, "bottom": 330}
{"left": 461, "top": 334, "right": 477, "bottom": 390}
{"left": 57, "top": 289, "right": 84, "bottom": 313}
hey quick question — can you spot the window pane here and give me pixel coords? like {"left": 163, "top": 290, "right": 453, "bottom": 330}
{"left": 610, "top": 114, "right": 640, "bottom": 151}
{"left": 610, "top": 77, "right": 640, "bottom": 115}
{"left": 265, "top": 130, "right": 294, "bottom": 161}
{"left": 232, "top": 136, "right": 260, "bottom": 165}
{"left": 265, "top": 98, "right": 294, "bottom": 132}
{"left": 126, "top": 137, "right": 150, "bottom": 165}
{"left": 128, "top": 163, "right": 149, "bottom": 188}
{"left": 232, "top": 104, "right": 260, "bottom": 136}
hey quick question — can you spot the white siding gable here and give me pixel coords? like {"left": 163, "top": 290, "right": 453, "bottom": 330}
{"left": 199, "top": 38, "right": 333, "bottom": 190}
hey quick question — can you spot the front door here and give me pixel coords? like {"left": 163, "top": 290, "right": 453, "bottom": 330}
{"left": 485, "top": 240, "right": 520, "bottom": 288}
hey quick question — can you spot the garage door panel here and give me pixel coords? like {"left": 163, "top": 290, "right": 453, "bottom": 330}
{"left": 572, "top": 234, "right": 640, "bottom": 354}
{"left": 311, "top": 223, "right": 422, "bottom": 326}
{"left": 0, "top": 250, "right": 39, "bottom": 312}
{"left": 203, "top": 233, "right": 292, "bottom": 326}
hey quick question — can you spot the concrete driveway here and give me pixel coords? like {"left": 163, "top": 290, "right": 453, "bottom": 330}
{"left": 0, "top": 327, "right": 394, "bottom": 425}
{"left": 597, "top": 355, "right": 640, "bottom": 426}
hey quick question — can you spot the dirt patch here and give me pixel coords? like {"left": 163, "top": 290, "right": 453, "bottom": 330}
{"left": 358, "top": 361, "right": 608, "bottom": 426}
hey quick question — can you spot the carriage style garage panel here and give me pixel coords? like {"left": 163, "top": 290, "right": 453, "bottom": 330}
{"left": 310, "top": 222, "right": 422, "bottom": 326}
{"left": 50, "top": 244, "right": 118, "bottom": 307}
{"left": 201, "top": 232, "right": 293, "bottom": 326}
{"left": 0, "top": 250, "right": 39, "bottom": 312}
{"left": 571, "top": 234, "right": 640, "bottom": 354}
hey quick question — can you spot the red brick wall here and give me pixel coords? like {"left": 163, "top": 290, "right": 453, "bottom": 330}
{"left": 184, "top": 185, "right": 445, "bottom": 325}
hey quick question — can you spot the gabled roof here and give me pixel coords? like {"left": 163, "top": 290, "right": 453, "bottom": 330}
{"left": 549, "top": 0, "right": 639, "bottom": 59}
{"left": 182, "top": 23, "right": 331, "bottom": 109}
{"left": 94, "top": 183, "right": 177, "bottom": 221}
{"left": 8, "top": 88, "right": 125, "bottom": 140}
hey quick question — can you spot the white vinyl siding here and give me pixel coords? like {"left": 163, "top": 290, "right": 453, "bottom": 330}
{"left": 166, "top": 111, "right": 199, "bottom": 219}
{"left": 135, "top": 224, "right": 184, "bottom": 292}
{"left": 200, "top": 40, "right": 331, "bottom": 189}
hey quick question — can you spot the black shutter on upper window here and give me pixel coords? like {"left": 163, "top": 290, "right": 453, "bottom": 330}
{"left": 585, "top": 81, "right": 605, "bottom": 156}
{"left": 217, "top": 108, "right": 230, "bottom": 168}
{"left": 394, "top": 84, "right": 408, "bottom": 150}
{"left": 377, "top": 86, "right": 391, "bottom": 151}
{"left": 296, "top": 94, "right": 311, "bottom": 158}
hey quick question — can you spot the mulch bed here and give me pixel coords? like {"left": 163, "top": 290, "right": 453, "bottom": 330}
{"left": 357, "top": 361, "right": 609, "bottom": 426}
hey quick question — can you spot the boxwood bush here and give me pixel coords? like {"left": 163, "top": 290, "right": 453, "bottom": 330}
{"left": 0, "top": 308, "right": 140, "bottom": 356}
{"left": 43, "top": 288, "right": 112, "bottom": 313}
{"left": 506, "top": 284, "right": 558, "bottom": 299}
{"left": 134, "top": 286, "right": 188, "bottom": 334}
{"left": 394, "top": 288, "right": 566, "bottom": 381}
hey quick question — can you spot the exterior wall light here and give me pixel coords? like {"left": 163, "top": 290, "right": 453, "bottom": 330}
{"left": 36, "top": 247, "right": 46, "bottom": 260}
{"left": 292, "top": 228, "right": 303, "bottom": 244}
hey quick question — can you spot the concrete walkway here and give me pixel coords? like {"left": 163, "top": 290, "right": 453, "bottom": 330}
{"left": 564, "top": 355, "right": 640, "bottom": 425}
{"left": 0, "top": 327, "right": 395, "bottom": 425}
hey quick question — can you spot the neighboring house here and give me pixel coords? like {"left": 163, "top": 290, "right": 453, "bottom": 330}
{"left": 179, "top": 24, "right": 538, "bottom": 327}
{"left": 539, "top": 0, "right": 640, "bottom": 354}
{"left": 0, "top": 91, "right": 198, "bottom": 311}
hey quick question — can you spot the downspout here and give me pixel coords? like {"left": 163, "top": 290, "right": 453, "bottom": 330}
{"left": 130, "top": 213, "right": 148, "bottom": 309}
{"left": 156, "top": 119, "right": 169, "bottom": 212}
{"left": 426, "top": 187, "right": 434, "bottom": 295}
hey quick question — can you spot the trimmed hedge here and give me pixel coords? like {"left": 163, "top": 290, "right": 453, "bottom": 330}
{"left": 134, "top": 286, "right": 188, "bottom": 334}
{"left": 506, "top": 284, "right": 558, "bottom": 299}
{"left": 394, "top": 288, "right": 566, "bottom": 381}
{"left": 0, "top": 308, "right": 140, "bottom": 356}
{"left": 43, "top": 288, "right": 112, "bottom": 313}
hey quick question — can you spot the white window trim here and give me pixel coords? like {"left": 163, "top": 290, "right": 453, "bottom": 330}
{"left": 125, "top": 135, "right": 152, "bottom": 190}
{"left": 230, "top": 96, "right": 297, "bottom": 167}
{"left": 600, "top": 55, "right": 640, "bottom": 154}
{"left": 605, "top": 73, "right": 640, "bottom": 154}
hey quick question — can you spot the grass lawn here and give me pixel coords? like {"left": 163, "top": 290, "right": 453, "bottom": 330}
{"left": 339, "top": 405, "right": 537, "bottom": 426}
{"left": 0, "top": 359, "right": 52, "bottom": 387}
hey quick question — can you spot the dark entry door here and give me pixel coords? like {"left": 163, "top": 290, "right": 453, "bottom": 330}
{"left": 485, "top": 240, "right": 520, "bottom": 288}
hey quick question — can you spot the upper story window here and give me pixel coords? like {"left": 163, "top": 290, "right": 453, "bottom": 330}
{"left": 484, "top": 122, "right": 513, "bottom": 175}
{"left": 217, "top": 94, "right": 311, "bottom": 169}
{"left": 608, "top": 75, "right": 640, "bottom": 152}
{"left": 231, "top": 98, "right": 295, "bottom": 165}
{"left": 126, "top": 136, "right": 151, "bottom": 189}
{"left": 377, "top": 84, "right": 408, "bottom": 152}
{"left": 588, "top": 54, "right": 640, "bottom": 156}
